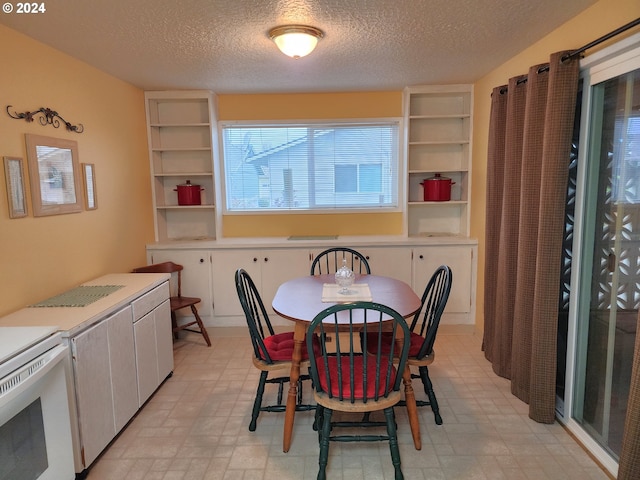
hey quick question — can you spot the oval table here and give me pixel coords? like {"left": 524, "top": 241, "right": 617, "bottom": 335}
{"left": 272, "top": 274, "right": 422, "bottom": 453}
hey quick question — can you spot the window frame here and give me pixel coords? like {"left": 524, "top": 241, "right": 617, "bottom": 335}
{"left": 217, "top": 118, "right": 404, "bottom": 215}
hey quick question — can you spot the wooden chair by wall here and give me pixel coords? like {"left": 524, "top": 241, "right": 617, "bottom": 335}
{"left": 132, "top": 261, "right": 211, "bottom": 347}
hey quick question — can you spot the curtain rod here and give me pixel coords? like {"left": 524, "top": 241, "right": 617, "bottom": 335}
{"left": 561, "top": 17, "right": 640, "bottom": 63}
{"left": 506, "top": 17, "right": 640, "bottom": 90}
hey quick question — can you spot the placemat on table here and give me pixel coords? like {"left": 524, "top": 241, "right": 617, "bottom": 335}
{"left": 322, "top": 283, "right": 372, "bottom": 302}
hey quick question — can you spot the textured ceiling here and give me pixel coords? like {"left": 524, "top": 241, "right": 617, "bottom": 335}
{"left": 1, "top": 0, "right": 599, "bottom": 93}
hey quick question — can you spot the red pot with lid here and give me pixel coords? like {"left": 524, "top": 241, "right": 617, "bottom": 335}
{"left": 174, "top": 180, "right": 204, "bottom": 205}
{"left": 420, "top": 173, "right": 455, "bottom": 201}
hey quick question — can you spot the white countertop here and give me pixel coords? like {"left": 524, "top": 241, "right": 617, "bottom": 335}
{"left": 146, "top": 235, "right": 479, "bottom": 250}
{"left": 0, "top": 273, "right": 170, "bottom": 337}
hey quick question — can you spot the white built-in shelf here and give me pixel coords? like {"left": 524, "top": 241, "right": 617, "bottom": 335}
{"left": 145, "top": 91, "right": 218, "bottom": 242}
{"left": 404, "top": 85, "right": 473, "bottom": 237}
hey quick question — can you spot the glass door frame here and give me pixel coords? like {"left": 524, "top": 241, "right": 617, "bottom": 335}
{"left": 559, "top": 32, "right": 640, "bottom": 479}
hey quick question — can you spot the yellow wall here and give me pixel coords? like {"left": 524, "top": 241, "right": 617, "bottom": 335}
{"left": 470, "top": 0, "right": 640, "bottom": 332}
{"left": 0, "top": 25, "right": 153, "bottom": 317}
{"left": 2, "top": 0, "right": 637, "bottom": 323}
{"left": 218, "top": 91, "right": 404, "bottom": 237}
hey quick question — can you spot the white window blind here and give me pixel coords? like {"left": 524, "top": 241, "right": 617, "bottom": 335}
{"left": 220, "top": 121, "right": 400, "bottom": 212}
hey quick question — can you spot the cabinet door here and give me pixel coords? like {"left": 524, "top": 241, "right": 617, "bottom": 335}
{"left": 260, "top": 249, "right": 310, "bottom": 313}
{"left": 71, "top": 321, "right": 115, "bottom": 468}
{"left": 413, "top": 246, "right": 473, "bottom": 314}
{"left": 148, "top": 249, "right": 213, "bottom": 319}
{"left": 154, "top": 299, "right": 174, "bottom": 381}
{"left": 211, "top": 250, "right": 263, "bottom": 317}
{"left": 357, "top": 247, "right": 412, "bottom": 285}
{"left": 211, "top": 249, "right": 310, "bottom": 317}
{"left": 106, "top": 306, "right": 138, "bottom": 432}
{"left": 134, "top": 311, "right": 159, "bottom": 406}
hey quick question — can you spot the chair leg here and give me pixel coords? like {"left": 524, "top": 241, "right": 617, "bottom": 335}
{"left": 384, "top": 406, "right": 404, "bottom": 480}
{"left": 314, "top": 404, "right": 324, "bottom": 436}
{"left": 250, "top": 371, "right": 268, "bottom": 431}
{"left": 190, "top": 305, "right": 211, "bottom": 347}
{"left": 170, "top": 312, "right": 179, "bottom": 340}
{"left": 419, "top": 366, "right": 442, "bottom": 425}
{"left": 317, "top": 407, "right": 333, "bottom": 480}
{"left": 297, "top": 375, "right": 304, "bottom": 404}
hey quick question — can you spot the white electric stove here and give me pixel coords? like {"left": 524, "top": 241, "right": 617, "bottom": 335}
{"left": 0, "top": 325, "right": 76, "bottom": 480}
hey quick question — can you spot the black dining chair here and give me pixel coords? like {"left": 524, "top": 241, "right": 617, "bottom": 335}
{"left": 307, "top": 301, "right": 411, "bottom": 480}
{"left": 310, "top": 247, "right": 371, "bottom": 275}
{"left": 234, "top": 268, "right": 315, "bottom": 431}
{"left": 363, "top": 265, "right": 452, "bottom": 424}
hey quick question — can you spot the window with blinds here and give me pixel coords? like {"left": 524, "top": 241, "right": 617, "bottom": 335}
{"left": 220, "top": 120, "right": 401, "bottom": 212}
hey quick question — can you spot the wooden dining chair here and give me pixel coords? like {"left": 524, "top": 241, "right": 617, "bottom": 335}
{"left": 363, "top": 265, "right": 452, "bottom": 425}
{"left": 235, "top": 268, "right": 316, "bottom": 431}
{"left": 310, "top": 247, "right": 371, "bottom": 275}
{"left": 132, "top": 261, "right": 211, "bottom": 347}
{"left": 306, "top": 301, "right": 411, "bottom": 480}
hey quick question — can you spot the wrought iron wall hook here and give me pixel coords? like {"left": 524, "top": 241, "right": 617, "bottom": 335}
{"left": 6, "top": 105, "right": 84, "bottom": 133}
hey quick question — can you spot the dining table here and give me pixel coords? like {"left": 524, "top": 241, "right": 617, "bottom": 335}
{"left": 272, "top": 273, "right": 423, "bottom": 453}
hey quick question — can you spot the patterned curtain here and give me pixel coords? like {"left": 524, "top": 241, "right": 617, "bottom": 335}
{"left": 483, "top": 51, "right": 580, "bottom": 422}
{"left": 618, "top": 309, "right": 640, "bottom": 479}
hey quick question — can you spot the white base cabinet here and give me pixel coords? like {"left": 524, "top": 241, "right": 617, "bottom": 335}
{"left": 133, "top": 300, "right": 172, "bottom": 405}
{"left": 413, "top": 245, "right": 476, "bottom": 322}
{"left": 71, "top": 310, "right": 130, "bottom": 469}
{"left": 356, "top": 246, "right": 413, "bottom": 286}
{"left": 148, "top": 240, "right": 477, "bottom": 327}
{"left": 107, "top": 307, "right": 140, "bottom": 431}
{"left": 211, "top": 248, "right": 310, "bottom": 320}
{"left": 132, "top": 284, "right": 174, "bottom": 406}
{"left": 0, "top": 274, "right": 174, "bottom": 475}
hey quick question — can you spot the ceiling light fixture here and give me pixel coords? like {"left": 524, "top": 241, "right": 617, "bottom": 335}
{"left": 269, "top": 25, "right": 323, "bottom": 59}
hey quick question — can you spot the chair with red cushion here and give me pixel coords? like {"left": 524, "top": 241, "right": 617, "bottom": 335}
{"left": 306, "top": 302, "right": 411, "bottom": 480}
{"left": 235, "top": 268, "right": 315, "bottom": 431}
{"left": 364, "top": 265, "right": 452, "bottom": 425}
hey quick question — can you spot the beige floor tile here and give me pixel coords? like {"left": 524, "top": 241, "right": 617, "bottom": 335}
{"left": 84, "top": 330, "right": 609, "bottom": 480}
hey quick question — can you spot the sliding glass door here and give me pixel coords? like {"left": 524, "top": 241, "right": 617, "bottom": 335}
{"left": 568, "top": 39, "right": 640, "bottom": 473}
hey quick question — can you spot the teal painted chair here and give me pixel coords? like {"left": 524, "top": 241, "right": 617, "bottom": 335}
{"left": 235, "top": 268, "right": 315, "bottom": 431}
{"left": 306, "top": 301, "right": 411, "bottom": 480}
{"left": 364, "top": 265, "right": 452, "bottom": 425}
{"left": 310, "top": 247, "right": 371, "bottom": 275}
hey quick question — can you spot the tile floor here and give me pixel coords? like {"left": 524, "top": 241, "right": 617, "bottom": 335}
{"left": 86, "top": 329, "right": 611, "bottom": 480}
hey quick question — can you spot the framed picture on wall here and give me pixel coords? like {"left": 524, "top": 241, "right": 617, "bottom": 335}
{"left": 3, "top": 156, "right": 28, "bottom": 218}
{"left": 25, "top": 134, "right": 83, "bottom": 216}
{"left": 82, "top": 163, "right": 97, "bottom": 210}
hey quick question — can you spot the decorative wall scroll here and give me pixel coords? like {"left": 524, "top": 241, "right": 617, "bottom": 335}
{"left": 7, "top": 105, "right": 84, "bottom": 133}
{"left": 3, "top": 156, "right": 28, "bottom": 218}
{"left": 25, "top": 134, "right": 83, "bottom": 216}
{"left": 82, "top": 163, "right": 97, "bottom": 210}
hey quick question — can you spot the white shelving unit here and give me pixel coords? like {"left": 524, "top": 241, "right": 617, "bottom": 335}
{"left": 404, "top": 85, "right": 473, "bottom": 237}
{"left": 144, "top": 90, "right": 218, "bottom": 242}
